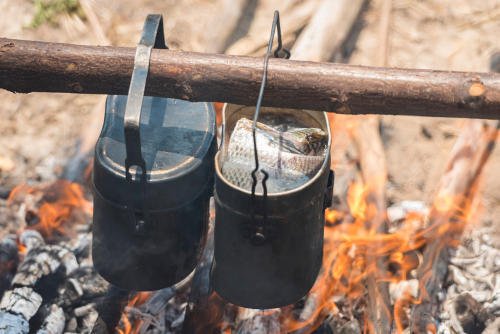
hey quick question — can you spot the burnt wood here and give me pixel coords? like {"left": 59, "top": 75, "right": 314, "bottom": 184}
{"left": 1, "top": 38, "right": 500, "bottom": 119}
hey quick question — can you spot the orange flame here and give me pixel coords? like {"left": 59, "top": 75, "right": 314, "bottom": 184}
{"left": 278, "top": 177, "right": 481, "bottom": 333}
{"left": 116, "top": 292, "right": 152, "bottom": 334}
{"left": 8, "top": 179, "right": 92, "bottom": 241}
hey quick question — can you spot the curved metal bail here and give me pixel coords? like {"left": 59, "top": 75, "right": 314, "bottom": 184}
{"left": 249, "top": 10, "right": 290, "bottom": 245}
{"left": 124, "top": 14, "right": 167, "bottom": 182}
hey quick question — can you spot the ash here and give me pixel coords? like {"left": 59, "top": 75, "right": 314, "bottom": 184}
{"left": 437, "top": 223, "right": 500, "bottom": 334}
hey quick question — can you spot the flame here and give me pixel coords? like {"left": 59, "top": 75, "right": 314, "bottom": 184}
{"left": 8, "top": 179, "right": 92, "bottom": 241}
{"left": 281, "top": 177, "right": 480, "bottom": 333}
{"left": 115, "top": 292, "right": 152, "bottom": 334}
{"left": 194, "top": 171, "right": 481, "bottom": 333}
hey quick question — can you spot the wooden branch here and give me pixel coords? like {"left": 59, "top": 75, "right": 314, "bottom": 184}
{"left": 225, "top": 0, "right": 321, "bottom": 56}
{"left": 1, "top": 38, "right": 500, "bottom": 119}
{"left": 352, "top": 116, "right": 392, "bottom": 334}
{"left": 61, "top": 0, "right": 107, "bottom": 183}
{"left": 291, "top": 0, "right": 365, "bottom": 62}
{"left": 202, "top": 0, "right": 250, "bottom": 54}
{"left": 410, "top": 119, "right": 499, "bottom": 333}
{"left": 350, "top": 0, "right": 393, "bottom": 331}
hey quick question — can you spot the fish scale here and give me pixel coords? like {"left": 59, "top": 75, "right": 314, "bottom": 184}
{"left": 222, "top": 118, "right": 327, "bottom": 193}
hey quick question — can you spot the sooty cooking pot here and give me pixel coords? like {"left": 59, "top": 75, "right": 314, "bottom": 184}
{"left": 213, "top": 104, "right": 334, "bottom": 308}
{"left": 92, "top": 15, "right": 216, "bottom": 290}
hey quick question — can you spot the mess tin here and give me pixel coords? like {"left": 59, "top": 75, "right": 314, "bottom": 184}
{"left": 91, "top": 15, "right": 216, "bottom": 290}
{"left": 213, "top": 103, "right": 334, "bottom": 309}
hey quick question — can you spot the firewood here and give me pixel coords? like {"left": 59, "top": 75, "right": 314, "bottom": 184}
{"left": 0, "top": 230, "right": 79, "bottom": 333}
{"left": 62, "top": 0, "right": 108, "bottom": 183}
{"left": 2, "top": 38, "right": 500, "bottom": 119}
{"left": 291, "top": 0, "right": 365, "bottom": 62}
{"left": 0, "top": 287, "right": 42, "bottom": 334}
{"left": 0, "top": 287, "right": 42, "bottom": 320}
{"left": 0, "top": 236, "right": 18, "bottom": 296}
{"left": 203, "top": 0, "right": 251, "bottom": 54}
{"left": 226, "top": 0, "right": 321, "bottom": 56}
{"left": 36, "top": 304, "right": 65, "bottom": 334}
{"left": 410, "top": 119, "right": 499, "bottom": 333}
{"left": 349, "top": 0, "right": 393, "bottom": 330}
{"left": 91, "top": 286, "right": 131, "bottom": 334}
{"left": 182, "top": 216, "right": 222, "bottom": 334}
{"left": 234, "top": 309, "right": 281, "bottom": 334}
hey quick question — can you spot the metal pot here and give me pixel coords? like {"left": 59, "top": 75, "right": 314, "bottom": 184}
{"left": 91, "top": 15, "right": 216, "bottom": 290}
{"left": 213, "top": 104, "right": 334, "bottom": 308}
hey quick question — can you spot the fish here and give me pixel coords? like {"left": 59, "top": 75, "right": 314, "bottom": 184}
{"left": 221, "top": 118, "right": 327, "bottom": 193}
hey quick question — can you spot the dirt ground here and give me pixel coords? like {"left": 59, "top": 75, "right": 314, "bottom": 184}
{"left": 0, "top": 0, "right": 499, "bottom": 225}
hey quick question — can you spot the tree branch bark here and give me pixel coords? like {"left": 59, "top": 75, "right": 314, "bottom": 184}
{"left": 1, "top": 38, "right": 500, "bottom": 119}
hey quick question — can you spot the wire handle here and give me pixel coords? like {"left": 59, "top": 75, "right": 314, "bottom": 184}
{"left": 124, "top": 14, "right": 167, "bottom": 183}
{"left": 250, "top": 10, "right": 290, "bottom": 245}
{"left": 123, "top": 14, "right": 167, "bottom": 234}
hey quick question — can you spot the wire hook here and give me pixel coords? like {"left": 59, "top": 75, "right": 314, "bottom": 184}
{"left": 250, "top": 10, "right": 290, "bottom": 244}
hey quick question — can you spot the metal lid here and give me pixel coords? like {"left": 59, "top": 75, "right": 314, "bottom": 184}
{"left": 93, "top": 95, "right": 216, "bottom": 210}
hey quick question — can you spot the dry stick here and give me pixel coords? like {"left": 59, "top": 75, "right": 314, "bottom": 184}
{"left": 351, "top": 116, "right": 392, "bottom": 334}
{"left": 253, "top": 0, "right": 364, "bottom": 332}
{"left": 409, "top": 119, "right": 499, "bottom": 333}
{"left": 203, "top": 0, "right": 250, "bottom": 54}
{"left": 291, "top": 0, "right": 365, "bottom": 62}
{"left": 62, "top": 0, "right": 109, "bottom": 182}
{"left": 351, "top": 1, "right": 393, "bottom": 332}
{"left": 1, "top": 38, "right": 500, "bottom": 119}
{"left": 226, "top": 0, "right": 321, "bottom": 56}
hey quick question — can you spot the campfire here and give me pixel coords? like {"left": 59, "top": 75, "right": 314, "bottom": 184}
{"left": 0, "top": 116, "right": 498, "bottom": 333}
{"left": 1, "top": 1, "right": 500, "bottom": 333}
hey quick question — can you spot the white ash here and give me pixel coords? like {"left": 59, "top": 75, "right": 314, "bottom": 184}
{"left": 36, "top": 304, "right": 65, "bottom": 334}
{"left": 19, "top": 229, "right": 44, "bottom": 250}
{"left": 0, "top": 287, "right": 42, "bottom": 319}
{"left": 0, "top": 311, "right": 29, "bottom": 334}
{"left": 437, "top": 225, "right": 500, "bottom": 333}
{"left": 389, "top": 279, "right": 419, "bottom": 304}
{"left": 387, "top": 201, "right": 427, "bottom": 224}
{"left": 12, "top": 243, "right": 78, "bottom": 287}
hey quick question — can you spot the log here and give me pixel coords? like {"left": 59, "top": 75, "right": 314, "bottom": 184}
{"left": 226, "top": 0, "right": 321, "bottom": 56}
{"left": 36, "top": 304, "right": 65, "bottom": 334}
{"left": 61, "top": 0, "right": 108, "bottom": 183}
{"left": 410, "top": 56, "right": 500, "bottom": 333}
{"left": 182, "top": 209, "right": 230, "bottom": 334}
{"left": 234, "top": 309, "right": 281, "bottom": 334}
{"left": 0, "top": 237, "right": 18, "bottom": 297}
{"left": 1, "top": 38, "right": 500, "bottom": 119}
{"left": 350, "top": 0, "right": 392, "bottom": 332}
{"left": 291, "top": 0, "right": 365, "bottom": 62}
{"left": 284, "top": 0, "right": 365, "bottom": 331}
{"left": 0, "top": 230, "right": 79, "bottom": 334}
{"left": 202, "top": 0, "right": 251, "bottom": 54}
{"left": 352, "top": 117, "right": 391, "bottom": 334}
{"left": 410, "top": 119, "right": 499, "bottom": 333}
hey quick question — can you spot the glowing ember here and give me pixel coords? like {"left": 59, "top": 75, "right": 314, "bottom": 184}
{"left": 8, "top": 179, "right": 92, "bottom": 240}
